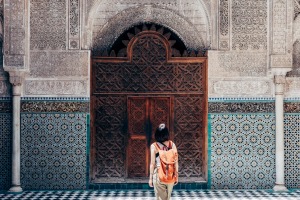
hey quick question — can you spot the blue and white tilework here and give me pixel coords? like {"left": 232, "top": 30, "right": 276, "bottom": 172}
{"left": 284, "top": 114, "right": 300, "bottom": 189}
{"left": 0, "top": 114, "right": 12, "bottom": 190}
{"left": 20, "top": 113, "right": 87, "bottom": 190}
{"left": 209, "top": 114, "right": 276, "bottom": 189}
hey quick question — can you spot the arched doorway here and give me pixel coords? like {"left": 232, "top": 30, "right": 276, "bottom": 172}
{"left": 91, "top": 24, "right": 207, "bottom": 183}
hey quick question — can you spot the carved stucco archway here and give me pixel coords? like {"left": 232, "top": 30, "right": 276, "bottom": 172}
{"left": 85, "top": 0, "right": 211, "bottom": 51}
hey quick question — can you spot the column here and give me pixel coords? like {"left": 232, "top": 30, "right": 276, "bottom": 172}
{"left": 273, "top": 75, "right": 288, "bottom": 192}
{"left": 8, "top": 73, "right": 23, "bottom": 193}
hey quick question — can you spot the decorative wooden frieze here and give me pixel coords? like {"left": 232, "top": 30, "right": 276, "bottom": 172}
{"left": 69, "top": 0, "right": 80, "bottom": 49}
{"left": 208, "top": 102, "right": 275, "bottom": 113}
{"left": 21, "top": 101, "right": 89, "bottom": 113}
{"left": 4, "top": 0, "right": 26, "bottom": 68}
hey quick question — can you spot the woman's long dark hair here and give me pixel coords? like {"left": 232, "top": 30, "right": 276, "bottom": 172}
{"left": 155, "top": 123, "right": 169, "bottom": 143}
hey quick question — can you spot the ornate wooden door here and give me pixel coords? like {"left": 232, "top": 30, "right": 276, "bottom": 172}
{"left": 91, "top": 24, "right": 207, "bottom": 183}
{"left": 127, "top": 97, "right": 172, "bottom": 178}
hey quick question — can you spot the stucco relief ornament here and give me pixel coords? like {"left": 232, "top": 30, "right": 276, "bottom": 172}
{"left": 9, "top": 75, "right": 22, "bottom": 86}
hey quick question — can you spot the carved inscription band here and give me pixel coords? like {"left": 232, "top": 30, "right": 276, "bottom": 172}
{"left": 21, "top": 101, "right": 89, "bottom": 113}
{"left": 209, "top": 102, "right": 300, "bottom": 113}
{"left": 208, "top": 102, "right": 275, "bottom": 113}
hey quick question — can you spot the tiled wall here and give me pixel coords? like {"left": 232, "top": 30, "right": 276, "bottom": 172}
{"left": 208, "top": 100, "right": 300, "bottom": 189}
{"left": 284, "top": 113, "right": 300, "bottom": 189}
{"left": 0, "top": 100, "right": 12, "bottom": 190}
{"left": 209, "top": 113, "right": 276, "bottom": 189}
{"left": 20, "top": 99, "right": 89, "bottom": 190}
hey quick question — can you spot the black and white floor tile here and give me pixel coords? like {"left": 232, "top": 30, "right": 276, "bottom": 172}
{"left": 0, "top": 190, "right": 299, "bottom": 200}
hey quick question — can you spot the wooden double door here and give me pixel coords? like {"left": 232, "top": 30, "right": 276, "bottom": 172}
{"left": 91, "top": 28, "right": 207, "bottom": 182}
{"left": 127, "top": 96, "right": 173, "bottom": 178}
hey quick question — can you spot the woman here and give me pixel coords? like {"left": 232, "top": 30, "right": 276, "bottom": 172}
{"left": 148, "top": 123, "right": 178, "bottom": 200}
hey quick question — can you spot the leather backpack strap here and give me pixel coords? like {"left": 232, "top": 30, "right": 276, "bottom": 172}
{"left": 168, "top": 141, "right": 172, "bottom": 149}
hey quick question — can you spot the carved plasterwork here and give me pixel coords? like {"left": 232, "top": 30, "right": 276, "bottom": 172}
{"left": 89, "top": 1, "right": 210, "bottom": 51}
{"left": 4, "top": 0, "right": 26, "bottom": 68}
{"left": 231, "top": 0, "right": 267, "bottom": 51}
{"left": 24, "top": 80, "right": 88, "bottom": 96}
{"left": 285, "top": 77, "right": 300, "bottom": 97}
{"left": 29, "top": 51, "right": 89, "bottom": 78}
{"left": 69, "top": 0, "right": 80, "bottom": 49}
{"left": 219, "top": 0, "right": 230, "bottom": 50}
{"left": 8, "top": 71, "right": 26, "bottom": 87}
{"left": 30, "top": 0, "right": 66, "bottom": 50}
{"left": 272, "top": 0, "right": 287, "bottom": 54}
{"left": 271, "top": 54, "right": 293, "bottom": 68}
{"left": 208, "top": 51, "right": 267, "bottom": 77}
{"left": 270, "top": 0, "right": 293, "bottom": 70}
{"left": 209, "top": 79, "right": 272, "bottom": 97}
{"left": 0, "top": 79, "right": 11, "bottom": 96}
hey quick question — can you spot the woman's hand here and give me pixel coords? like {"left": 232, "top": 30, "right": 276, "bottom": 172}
{"left": 149, "top": 178, "right": 153, "bottom": 187}
{"left": 174, "top": 180, "right": 178, "bottom": 185}
{"left": 174, "top": 174, "right": 179, "bottom": 185}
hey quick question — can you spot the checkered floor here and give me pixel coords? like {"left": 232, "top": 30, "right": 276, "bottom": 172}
{"left": 0, "top": 190, "right": 300, "bottom": 200}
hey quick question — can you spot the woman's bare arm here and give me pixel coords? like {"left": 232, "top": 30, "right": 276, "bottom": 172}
{"left": 148, "top": 144, "right": 156, "bottom": 187}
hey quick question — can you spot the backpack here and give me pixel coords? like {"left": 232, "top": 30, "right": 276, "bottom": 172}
{"left": 154, "top": 141, "right": 178, "bottom": 184}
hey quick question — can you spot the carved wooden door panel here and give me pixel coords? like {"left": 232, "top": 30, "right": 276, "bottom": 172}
{"left": 127, "top": 97, "right": 171, "bottom": 178}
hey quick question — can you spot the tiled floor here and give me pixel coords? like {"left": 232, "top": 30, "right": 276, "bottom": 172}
{"left": 0, "top": 190, "right": 300, "bottom": 200}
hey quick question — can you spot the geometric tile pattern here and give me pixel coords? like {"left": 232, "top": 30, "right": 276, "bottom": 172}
{"left": 210, "top": 114, "right": 276, "bottom": 189}
{"left": 0, "top": 114, "right": 12, "bottom": 190}
{"left": 1, "top": 190, "right": 300, "bottom": 200}
{"left": 20, "top": 113, "right": 87, "bottom": 190}
{"left": 284, "top": 114, "right": 300, "bottom": 189}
